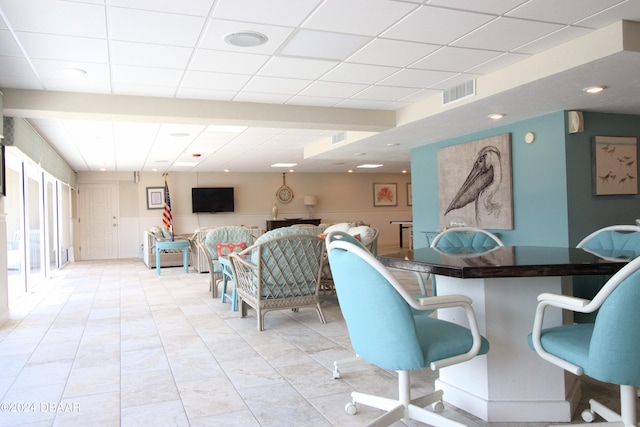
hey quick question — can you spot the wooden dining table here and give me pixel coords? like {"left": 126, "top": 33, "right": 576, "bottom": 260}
{"left": 378, "top": 245, "right": 637, "bottom": 423}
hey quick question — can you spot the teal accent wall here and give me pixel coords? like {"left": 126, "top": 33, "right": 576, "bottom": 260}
{"left": 410, "top": 110, "right": 640, "bottom": 249}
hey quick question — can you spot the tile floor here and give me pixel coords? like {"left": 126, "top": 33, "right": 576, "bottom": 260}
{"left": 0, "top": 254, "right": 633, "bottom": 427}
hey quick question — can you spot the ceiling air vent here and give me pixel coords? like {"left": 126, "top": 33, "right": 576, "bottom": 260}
{"left": 442, "top": 79, "right": 476, "bottom": 105}
{"left": 332, "top": 132, "right": 346, "bottom": 145}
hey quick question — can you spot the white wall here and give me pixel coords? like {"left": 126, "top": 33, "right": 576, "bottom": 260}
{"left": 77, "top": 170, "right": 413, "bottom": 259}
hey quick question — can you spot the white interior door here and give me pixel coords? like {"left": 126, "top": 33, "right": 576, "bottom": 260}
{"left": 78, "top": 183, "right": 118, "bottom": 260}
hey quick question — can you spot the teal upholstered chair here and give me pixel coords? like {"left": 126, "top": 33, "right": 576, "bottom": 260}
{"left": 574, "top": 225, "right": 640, "bottom": 323}
{"left": 529, "top": 255, "right": 640, "bottom": 426}
{"left": 229, "top": 226, "right": 326, "bottom": 331}
{"left": 430, "top": 226, "right": 503, "bottom": 251}
{"left": 327, "top": 231, "right": 489, "bottom": 426}
{"left": 197, "top": 226, "right": 255, "bottom": 299}
{"left": 429, "top": 226, "right": 503, "bottom": 295}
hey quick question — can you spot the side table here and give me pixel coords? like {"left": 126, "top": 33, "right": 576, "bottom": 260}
{"left": 155, "top": 239, "right": 189, "bottom": 275}
{"left": 219, "top": 256, "right": 238, "bottom": 311}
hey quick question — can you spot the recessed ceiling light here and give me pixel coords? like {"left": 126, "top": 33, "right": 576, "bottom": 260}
{"left": 224, "top": 31, "right": 268, "bottom": 47}
{"left": 271, "top": 163, "right": 297, "bottom": 168}
{"left": 169, "top": 132, "right": 190, "bottom": 137}
{"left": 354, "top": 152, "right": 366, "bottom": 157}
{"left": 357, "top": 164, "right": 383, "bottom": 169}
{"left": 488, "top": 113, "right": 504, "bottom": 120}
{"left": 387, "top": 143, "right": 399, "bottom": 147}
{"left": 63, "top": 67, "right": 87, "bottom": 78}
{"left": 583, "top": 86, "right": 606, "bottom": 94}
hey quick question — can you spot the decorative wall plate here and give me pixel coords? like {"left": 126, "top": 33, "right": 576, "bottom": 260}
{"left": 276, "top": 173, "right": 294, "bottom": 204}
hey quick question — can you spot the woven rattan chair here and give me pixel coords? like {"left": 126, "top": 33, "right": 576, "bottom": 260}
{"left": 195, "top": 226, "right": 256, "bottom": 298}
{"left": 229, "top": 227, "right": 327, "bottom": 331}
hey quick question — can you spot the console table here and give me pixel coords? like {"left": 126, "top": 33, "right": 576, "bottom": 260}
{"left": 266, "top": 219, "right": 321, "bottom": 231}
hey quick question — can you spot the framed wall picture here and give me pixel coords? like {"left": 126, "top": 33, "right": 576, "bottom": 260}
{"left": 407, "top": 182, "right": 412, "bottom": 206}
{"left": 373, "top": 183, "right": 397, "bottom": 207}
{"left": 146, "top": 186, "right": 165, "bottom": 210}
{"left": 592, "top": 136, "right": 638, "bottom": 195}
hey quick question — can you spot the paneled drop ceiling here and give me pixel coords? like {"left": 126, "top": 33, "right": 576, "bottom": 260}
{"left": 1, "top": 0, "right": 640, "bottom": 173}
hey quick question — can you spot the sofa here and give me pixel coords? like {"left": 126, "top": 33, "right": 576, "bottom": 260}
{"left": 142, "top": 226, "right": 190, "bottom": 269}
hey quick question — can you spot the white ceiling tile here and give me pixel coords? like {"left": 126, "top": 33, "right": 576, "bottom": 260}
{"left": 190, "top": 49, "right": 269, "bottom": 74}
{"left": 213, "top": 0, "right": 322, "bottom": 26}
{"left": 427, "top": 0, "right": 528, "bottom": 15}
{"left": 259, "top": 57, "right": 339, "bottom": 79}
{"left": 351, "top": 85, "right": 422, "bottom": 101}
{"left": 506, "top": 0, "right": 624, "bottom": 25}
{"left": 577, "top": 1, "right": 640, "bottom": 27}
{"left": 111, "top": 84, "right": 178, "bottom": 98}
{"left": 513, "top": 26, "right": 594, "bottom": 55}
{"left": 285, "top": 95, "right": 342, "bottom": 107}
{"left": 452, "top": 17, "right": 564, "bottom": 51}
{"left": 0, "top": 29, "right": 26, "bottom": 56}
{"left": 280, "top": 29, "right": 371, "bottom": 60}
{"left": 300, "top": 81, "right": 368, "bottom": 98}
{"left": 0, "top": 0, "right": 106, "bottom": 37}
{"left": 348, "top": 39, "right": 439, "bottom": 67}
{"left": 111, "top": 41, "right": 194, "bottom": 69}
{"left": 379, "top": 68, "right": 457, "bottom": 88}
{"left": 0, "top": 56, "right": 36, "bottom": 77}
{"left": 232, "top": 92, "right": 293, "bottom": 103}
{"left": 465, "top": 52, "right": 529, "bottom": 75}
{"left": 411, "top": 46, "right": 504, "bottom": 72}
{"left": 109, "top": 7, "right": 205, "bottom": 46}
{"left": 242, "top": 76, "right": 313, "bottom": 95}
{"left": 428, "top": 73, "right": 479, "bottom": 90}
{"left": 200, "top": 19, "right": 295, "bottom": 55}
{"left": 382, "top": 6, "right": 495, "bottom": 45}
{"left": 40, "top": 79, "right": 112, "bottom": 94}
{"left": 30, "top": 59, "right": 110, "bottom": 81}
{"left": 109, "top": 0, "right": 215, "bottom": 16}
{"left": 321, "top": 63, "right": 399, "bottom": 84}
{"left": 176, "top": 87, "right": 237, "bottom": 101}
{"left": 181, "top": 70, "right": 251, "bottom": 91}
{"left": 16, "top": 32, "right": 108, "bottom": 62}
{"left": 303, "top": 0, "right": 417, "bottom": 36}
{"left": 111, "top": 65, "right": 183, "bottom": 86}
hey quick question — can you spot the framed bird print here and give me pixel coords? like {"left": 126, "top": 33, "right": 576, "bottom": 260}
{"left": 437, "top": 133, "right": 513, "bottom": 230}
{"left": 592, "top": 136, "right": 638, "bottom": 195}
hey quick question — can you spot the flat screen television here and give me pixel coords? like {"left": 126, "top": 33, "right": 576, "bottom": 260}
{"left": 191, "top": 187, "right": 235, "bottom": 213}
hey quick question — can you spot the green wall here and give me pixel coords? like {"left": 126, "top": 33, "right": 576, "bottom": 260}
{"left": 411, "top": 110, "right": 640, "bottom": 249}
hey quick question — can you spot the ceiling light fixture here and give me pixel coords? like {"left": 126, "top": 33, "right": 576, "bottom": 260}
{"left": 169, "top": 132, "right": 190, "bottom": 137}
{"left": 271, "top": 163, "right": 297, "bottom": 168}
{"left": 357, "top": 164, "right": 383, "bottom": 169}
{"left": 583, "top": 85, "right": 606, "bottom": 94}
{"left": 488, "top": 113, "right": 504, "bottom": 120}
{"left": 224, "top": 31, "right": 268, "bottom": 47}
{"left": 63, "top": 67, "right": 87, "bottom": 78}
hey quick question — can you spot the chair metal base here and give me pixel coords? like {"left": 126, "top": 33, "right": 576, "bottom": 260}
{"left": 548, "top": 385, "right": 637, "bottom": 427}
{"left": 345, "top": 370, "right": 466, "bottom": 427}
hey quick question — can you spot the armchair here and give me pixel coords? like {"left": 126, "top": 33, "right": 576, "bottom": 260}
{"left": 529, "top": 255, "right": 640, "bottom": 426}
{"left": 196, "top": 226, "right": 256, "bottom": 298}
{"left": 229, "top": 226, "right": 327, "bottom": 331}
{"left": 326, "top": 232, "right": 489, "bottom": 426}
{"left": 142, "top": 226, "right": 188, "bottom": 269}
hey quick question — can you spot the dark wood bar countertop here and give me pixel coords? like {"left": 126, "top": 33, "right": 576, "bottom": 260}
{"left": 378, "top": 246, "right": 637, "bottom": 279}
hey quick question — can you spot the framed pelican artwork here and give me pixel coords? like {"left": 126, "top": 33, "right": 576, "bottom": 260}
{"left": 437, "top": 133, "right": 513, "bottom": 230}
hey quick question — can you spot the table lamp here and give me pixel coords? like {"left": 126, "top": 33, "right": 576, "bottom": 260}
{"left": 304, "top": 196, "right": 318, "bottom": 219}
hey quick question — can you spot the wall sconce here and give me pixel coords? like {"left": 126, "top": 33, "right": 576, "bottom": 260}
{"left": 304, "top": 195, "right": 318, "bottom": 219}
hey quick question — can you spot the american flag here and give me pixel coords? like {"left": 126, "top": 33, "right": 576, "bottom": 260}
{"left": 162, "top": 173, "right": 173, "bottom": 240}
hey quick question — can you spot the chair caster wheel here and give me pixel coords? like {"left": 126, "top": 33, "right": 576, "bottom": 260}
{"left": 431, "top": 401, "right": 445, "bottom": 413}
{"left": 345, "top": 402, "right": 357, "bottom": 415}
{"left": 581, "top": 408, "right": 595, "bottom": 423}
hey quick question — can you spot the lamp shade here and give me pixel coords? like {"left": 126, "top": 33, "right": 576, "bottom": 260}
{"left": 304, "top": 195, "right": 318, "bottom": 206}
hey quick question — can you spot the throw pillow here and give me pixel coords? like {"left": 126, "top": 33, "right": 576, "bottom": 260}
{"left": 216, "top": 242, "right": 247, "bottom": 257}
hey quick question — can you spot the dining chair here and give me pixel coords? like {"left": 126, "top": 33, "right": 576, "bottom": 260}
{"left": 529, "top": 255, "right": 640, "bottom": 426}
{"left": 196, "top": 226, "right": 256, "bottom": 298}
{"left": 229, "top": 226, "right": 326, "bottom": 331}
{"left": 574, "top": 224, "right": 640, "bottom": 323}
{"left": 327, "top": 231, "right": 489, "bottom": 427}
{"left": 430, "top": 226, "right": 504, "bottom": 250}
